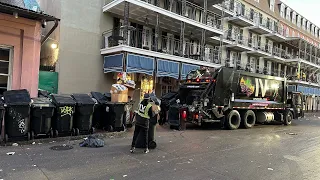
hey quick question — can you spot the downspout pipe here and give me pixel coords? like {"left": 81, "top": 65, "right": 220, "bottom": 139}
{"left": 41, "top": 19, "right": 59, "bottom": 45}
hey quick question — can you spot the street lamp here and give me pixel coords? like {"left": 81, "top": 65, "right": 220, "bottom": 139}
{"left": 51, "top": 43, "right": 58, "bottom": 49}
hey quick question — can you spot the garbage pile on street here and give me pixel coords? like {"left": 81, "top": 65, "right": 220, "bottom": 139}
{"left": 0, "top": 86, "right": 136, "bottom": 144}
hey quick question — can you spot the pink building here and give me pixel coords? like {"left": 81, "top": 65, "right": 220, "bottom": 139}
{"left": 0, "top": 2, "right": 59, "bottom": 97}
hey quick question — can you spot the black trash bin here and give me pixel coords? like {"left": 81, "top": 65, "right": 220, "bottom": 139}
{"left": 3, "top": 89, "right": 31, "bottom": 142}
{"left": 105, "top": 102, "right": 126, "bottom": 132}
{"left": 0, "top": 97, "right": 4, "bottom": 142}
{"left": 30, "top": 98, "right": 55, "bottom": 138}
{"left": 71, "top": 94, "right": 95, "bottom": 135}
{"left": 90, "top": 92, "right": 108, "bottom": 129}
{"left": 135, "top": 116, "right": 158, "bottom": 149}
{"left": 51, "top": 94, "right": 76, "bottom": 137}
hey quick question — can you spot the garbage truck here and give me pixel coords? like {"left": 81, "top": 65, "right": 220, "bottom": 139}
{"left": 168, "top": 67, "right": 304, "bottom": 130}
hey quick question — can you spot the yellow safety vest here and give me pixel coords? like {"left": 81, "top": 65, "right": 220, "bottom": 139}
{"left": 137, "top": 103, "right": 152, "bottom": 119}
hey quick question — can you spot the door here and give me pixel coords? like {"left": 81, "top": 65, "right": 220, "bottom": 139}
{"left": 142, "top": 26, "right": 152, "bottom": 50}
{"left": 0, "top": 46, "right": 12, "bottom": 95}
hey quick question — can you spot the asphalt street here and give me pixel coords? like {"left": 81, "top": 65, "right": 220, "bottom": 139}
{"left": 1, "top": 113, "right": 320, "bottom": 180}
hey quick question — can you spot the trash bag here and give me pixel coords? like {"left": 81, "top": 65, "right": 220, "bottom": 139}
{"left": 79, "top": 136, "right": 104, "bottom": 148}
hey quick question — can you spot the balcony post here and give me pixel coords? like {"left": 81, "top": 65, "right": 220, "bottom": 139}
{"left": 203, "top": 0, "right": 208, "bottom": 24}
{"left": 123, "top": 1, "right": 130, "bottom": 46}
{"left": 298, "top": 40, "right": 302, "bottom": 58}
{"left": 315, "top": 48, "right": 318, "bottom": 64}
{"left": 180, "top": 22, "right": 185, "bottom": 56}
{"left": 201, "top": 29, "right": 206, "bottom": 60}
{"left": 304, "top": 42, "right": 307, "bottom": 60}
{"left": 182, "top": 0, "right": 186, "bottom": 16}
{"left": 278, "top": 63, "right": 281, "bottom": 77}
{"left": 284, "top": 65, "right": 287, "bottom": 78}
{"left": 310, "top": 45, "right": 312, "bottom": 62}
{"left": 155, "top": 13, "right": 160, "bottom": 51}
{"left": 169, "top": 0, "right": 173, "bottom": 12}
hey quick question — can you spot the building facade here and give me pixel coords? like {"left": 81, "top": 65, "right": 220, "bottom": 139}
{"left": 0, "top": 1, "right": 58, "bottom": 97}
{"left": 39, "top": 0, "right": 320, "bottom": 111}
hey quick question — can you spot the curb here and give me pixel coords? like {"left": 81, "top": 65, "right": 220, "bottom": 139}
{"left": 0, "top": 131, "right": 127, "bottom": 147}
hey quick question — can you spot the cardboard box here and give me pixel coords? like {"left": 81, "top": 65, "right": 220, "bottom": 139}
{"left": 111, "top": 93, "right": 128, "bottom": 103}
{"left": 110, "top": 84, "right": 128, "bottom": 94}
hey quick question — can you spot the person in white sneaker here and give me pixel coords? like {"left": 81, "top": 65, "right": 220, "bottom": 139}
{"left": 130, "top": 93, "right": 153, "bottom": 154}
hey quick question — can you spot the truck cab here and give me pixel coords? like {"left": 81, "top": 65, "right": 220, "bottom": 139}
{"left": 287, "top": 91, "right": 304, "bottom": 118}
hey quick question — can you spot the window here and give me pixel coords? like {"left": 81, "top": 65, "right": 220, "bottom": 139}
{"left": 286, "top": 7, "right": 291, "bottom": 20}
{"left": 297, "top": 15, "right": 301, "bottom": 27}
{"left": 0, "top": 47, "right": 12, "bottom": 94}
{"left": 280, "top": 4, "right": 285, "bottom": 18}
{"left": 292, "top": 30, "right": 295, "bottom": 37}
{"left": 270, "top": 0, "right": 275, "bottom": 12}
{"left": 291, "top": 11, "right": 296, "bottom": 24}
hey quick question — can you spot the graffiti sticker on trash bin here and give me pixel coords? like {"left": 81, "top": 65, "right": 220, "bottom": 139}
{"left": 60, "top": 106, "right": 74, "bottom": 117}
{"left": 18, "top": 119, "right": 25, "bottom": 133}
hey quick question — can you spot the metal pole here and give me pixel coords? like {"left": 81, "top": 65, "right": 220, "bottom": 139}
{"left": 155, "top": 13, "right": 160, "bottom": 52}
{"left": 203, "top": 0, "right": 208, "bottom": 24}
{"left": 180, "top": 22, "right": 185, "bottom": 56}
{"left": 201, "top": 29, "right": 206, "bottom": 60}
{"left": 123, "top": 1, "right": 130, "bottom": 46}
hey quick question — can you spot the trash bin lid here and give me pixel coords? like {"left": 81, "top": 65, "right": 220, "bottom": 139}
{"left": 3, "top": 89, "right": 31, "bottom": 105}
{"left": 50, "top": 94, "right": 76, "bottom": 106}
{"left": 31, "top": 98, "right": 55, "bottom": 108}
{"left": 71, "top": 94, "right": 95, "bottom": 105}
{"left": 103, "top": 93, "right": 112, "bottom": 101}
{"left": 90, "top": 92, "right": 107, "bottom": 104}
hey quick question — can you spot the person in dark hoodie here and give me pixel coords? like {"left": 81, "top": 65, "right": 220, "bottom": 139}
{"left": 130, "top": 93, "right": 153, "bottom": 154}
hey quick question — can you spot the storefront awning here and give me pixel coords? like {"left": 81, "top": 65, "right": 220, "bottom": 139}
{"left": 297, "top": 85, "right": 305, "bottom": 94}
{"left": 157, "top": 59, "right": 180, "bottom": 79}
{"left": 104, "top": 54, "right": 124, "bottom": 73}
{"left": 181, "top": 63, "right": 200, "bottom": 80}
{"left": 287, "top": 85, "right": 296, "bottom": 92}
{"left": 127, "top": 54, "right": 154, "bottom": 76}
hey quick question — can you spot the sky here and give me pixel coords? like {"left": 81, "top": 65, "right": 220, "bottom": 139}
{"left": 282, "top": 0, "right": 320, "bottom": 27}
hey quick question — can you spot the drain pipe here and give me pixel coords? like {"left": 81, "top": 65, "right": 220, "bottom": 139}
{"left": 41, "top": 19, "right": 59, "bottom": 45}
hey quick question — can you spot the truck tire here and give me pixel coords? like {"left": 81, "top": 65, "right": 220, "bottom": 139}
{"left": 226, "top": 110, "right": 241, "bottom": 130}
{"left": 242, "top": 110, "right": 256, "bottom": 129}
{"left": 284, "top": 111, "right": 293, "bottom": 126}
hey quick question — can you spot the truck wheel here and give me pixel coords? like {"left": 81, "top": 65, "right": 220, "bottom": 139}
{"left": 242, "top": 110, "right": 256, "bottom": 129}
{"left": 226, "top": 110, "right": 241, "bottom": 130}
{"left": 284, "top": 111, "right": 293, "bottom": 126}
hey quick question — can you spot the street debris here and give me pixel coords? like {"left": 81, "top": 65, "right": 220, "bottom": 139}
{"left": 123, "top": 175, "right": 128, "bottom": 177}
{"left": 0, "top": 169, "right": 3, "bottom": 171}
{"left": 157, "top": 161, "right": 161, "bottom": 163}
{"left": 286, "top": 132, "right": 298, "bottom": 135}
{"left": 268, "top": 168, "right": 274, "bottom": 171}
{"left": 38, "top": 143, "right": 42, "bottom": 145}
{"left": 6, "top": 152, "right": 15, "bottom": 155}
{"left": 79, "top": 136, "right": 104, "bottom": 148}
{"left": 32, "top": 142, "right": 36, "bottom": 145}
{"left": 32, "top": 165, "right": 37, "bottom": 167}
{"left": 12, "top": 143, "right": 18, "bottom": 146}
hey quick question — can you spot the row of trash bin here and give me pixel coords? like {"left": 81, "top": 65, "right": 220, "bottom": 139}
{"left": 0, "top": 90, "right": 133, "bottom": 143}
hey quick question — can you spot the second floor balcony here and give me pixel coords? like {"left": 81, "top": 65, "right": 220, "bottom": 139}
{"left": 102, "top": 27, "right": 221, "bottom": 64}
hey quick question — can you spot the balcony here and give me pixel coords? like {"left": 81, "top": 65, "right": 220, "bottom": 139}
{"left": 226, "top": 6, "right": 255, "bottom": 27}
{"left": 224, "top": 34, "right": 253, "bottom": 51}
{"left": 248, "top": 17, "right": 273, "bottom": 35}
{"left": 247, "top": 41, "right": 272, "bottom": 57}
{"left": 103, "top": 0, "right": 223, "bottom": 36}
{"left": 101, "top": 27, "right": 222, "bottom": 66}
{"left": 211, "top": 0, "right": 235, "bottom": 17}
{"left": 265, "top": 26, "right": 287, "bottom": 42}
{"left": 263, "top": 47, "right": 287, "bottom": 62}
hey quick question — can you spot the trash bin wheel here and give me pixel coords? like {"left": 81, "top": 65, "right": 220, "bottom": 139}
{"left": 76, "top": 128, "right": 80, "bottom": 136}
{"left": 31, "top": 131, "right": 35, "bottom": 140}
{"left": 89, "top": 127, "right": 95, "bottom": 134}
{"left": 27, "top": 132, "right": 31, "bottom": 141}
{"left": 72, "top": 128, "right": 76, "bottom": 136}
{"left": 107, "top": 125, "right": 114, "bottom": 132}
{"left": 148, "top": 141, "right": 157, "bottom": 149}
{"left": 4, "top": 134, "right": 8, "bottom": 143}
{"left": 49, "top": 129, "right": 54, "bottom": 138}
{"left": 54, "top": 130, "right": 59, "bottom": 138}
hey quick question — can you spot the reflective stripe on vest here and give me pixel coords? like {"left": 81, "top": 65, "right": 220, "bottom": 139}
{"left": 137, "top": 103, "right": 152, "bottom": 119}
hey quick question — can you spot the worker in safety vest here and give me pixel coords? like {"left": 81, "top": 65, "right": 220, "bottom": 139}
{"left": 130, "top": 93, "right": 153, "bottom": 154}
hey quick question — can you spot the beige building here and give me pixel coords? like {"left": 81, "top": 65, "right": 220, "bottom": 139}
{"left": 40, "top": 0, "right": 320, "bottom": 111}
